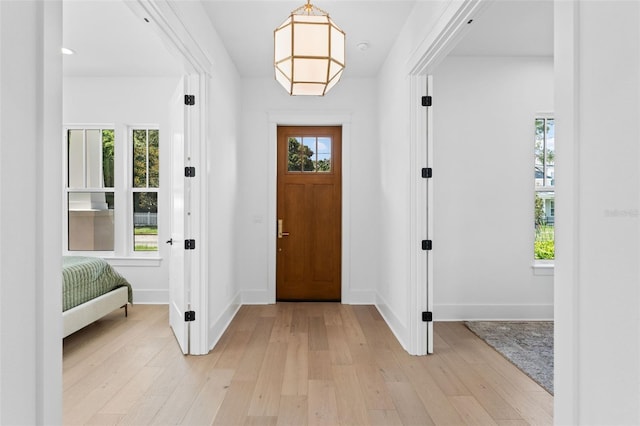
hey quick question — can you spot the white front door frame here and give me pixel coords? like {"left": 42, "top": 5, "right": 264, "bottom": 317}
{"left": 267, "top": 112, "right": 353, "bottom": 304}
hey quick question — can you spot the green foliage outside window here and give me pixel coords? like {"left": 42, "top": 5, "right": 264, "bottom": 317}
{"left": 288, "top": 137, "right": 331, "bottom": 172}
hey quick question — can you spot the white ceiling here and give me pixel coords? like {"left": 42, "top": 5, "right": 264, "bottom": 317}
{"left": 63, "top": 0, "right": 182, "bottom": 77}
{"left": 200, "top": 0, "right": 416, "bottom": 78}
{"left": 450, "top": 0, "right": 553, "bottom": 57}
{"left": 62, "top": 0, "right": 553, "bottom": 78}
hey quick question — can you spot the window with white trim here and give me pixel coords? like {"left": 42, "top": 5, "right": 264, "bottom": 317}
{"left": 534, "top": 116, "right": 554, "bottom": 261}
{"left": 131, "top": 128, "right": 159, "bottom": 252}
{"left": 64, "top": 126, "right": 160, "bottom": 255}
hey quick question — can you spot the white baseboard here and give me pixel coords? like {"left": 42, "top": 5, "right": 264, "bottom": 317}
{"left": 131, "top": 289, "right": 168, "bottom": 304}
{"left": 434, "top": 303, "right": 554, "bottom": 321}
{"left": 375, "top": 295, "right": 410, "bottom": 352}
{"left": 208, "top": 293, "right": 242, "bottom": 351}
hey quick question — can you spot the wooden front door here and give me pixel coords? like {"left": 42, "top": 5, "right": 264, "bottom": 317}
{"left": 276, "top": 126, "right": 342, "bottom": 301}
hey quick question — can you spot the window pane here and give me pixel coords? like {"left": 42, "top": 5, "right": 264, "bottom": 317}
{"left": 288, "top": 137, "right": 305, "bottom": 171}
{"left": 545, "top": 119, "right": 555, "bottom": 186}
{"left": 148, "top": 129, "right": 159, "bottom": 188}
{"left": 302, "top": 137, "right": 315, "bottom": 171}
{"left": 85, "top": 130, "right": 103, "bottom": 188}
{"left": 133, "top": 129, "right": 147, "bottom": 188}
{"left": 102, "top": 130, "right": 114, "bottom": 188}
{"left": 535, "top": 118, "right": 554, "bottom": 188}
{"left": 68, "top": 192, "right": 114, "bottom": 251}
{"left": 67, "top": 128, "right": 114, "bottom": 189}
{"left": 316, "top": 137, "right": 331, "bottom": 172}
{"left": 133, "top": 192, "right": 158, "bottom": 252}
{"left": 68, "top": 130, "right": 84, "bottom": 188}
{"left": 535, "top": 191, "right": 555, "bottom": 260}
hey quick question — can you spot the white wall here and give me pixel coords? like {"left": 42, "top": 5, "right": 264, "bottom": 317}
{"left": 375, "top": 0, "right": 452, "bottom": 350}
{"left": 555, "top": 1, "right": 640, "bottom": 423}
{"left": 236, "top": 76, "right": 380, "bottom": 304}
{"left": 0, "top": 1, "right": 62, "bottom": 423}
{"left": 432, "top": 56, "right": 554, "bottom": 320}
{"left": 63, "top": 76, "right": 180, "bottom": 304}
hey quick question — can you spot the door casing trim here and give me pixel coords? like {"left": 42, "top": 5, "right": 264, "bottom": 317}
{"left": 268, "top": 112, "right": 354, "bottom": 304}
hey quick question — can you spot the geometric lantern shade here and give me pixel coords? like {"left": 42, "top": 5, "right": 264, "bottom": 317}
{"left": 274, "top": 0, "right": 345, "bottom": 96}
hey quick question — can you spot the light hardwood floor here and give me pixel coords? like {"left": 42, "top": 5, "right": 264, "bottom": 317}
{"left": 63, "top": 304, "right": 553, "bottom": 425}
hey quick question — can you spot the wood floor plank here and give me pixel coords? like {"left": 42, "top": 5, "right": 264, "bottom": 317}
{"left": 180, "top": 368, "right": 234, "bottom": 425}
{"left": 473, "top": 362, "right": 553, "bottom": 425}
{"left": 232, "top": 319, "right": 275, "bottom": 381}
{"left": 386, "top": 381, "right": 436, "bottom": 426}
{"left": 212, "top": 380, "right": 257, "bottom": 425}
{"left": 248, "top": 342, "right": 288, "bottom": 416}
{"left": 276, "top": 395, "right": 308, "bottom": 426}
{"left": 148, "top": 356, "right": 219, "bottom": 425}
{"left": 449, "top": 395, "right": 498, "bottom": 425}
{"left": 64, "top": 305, "right": 554, "bottom": 425}
{"left": 270, "top": 303, "right": 294, "bottom": 343}
{"left": 116, "top": 394, "right": 168, "bottom": 425}
{"left": 307, "top": 350, "right": 332, "bottom": 380}
{"left": 326, "top": 324, "right": 353, "bottom": 365}
{"left": 307, "top": 380, "right": 339, "bottom": 426}
{"left": 352, "top": 358, "right": 396, "bottom": 410}
{"left": 281, "top": 333, "right": 309, "bottom": 396}
{"left": 438, "top": 348, "right": 524, "bottom": 421}
{"left": 397, "top": 353, "right": 466, "bottom": 425}
{"left": 308, "top": 316, "right": 329, "bottom": 351}
{"left": 332, "top": 365, "right": 370, "bottom": 425}
{"left": 338, "top": 305, "right": 367, "bottom": 345}
{"left": 97, "top": 365, "right": 163, "bottom": 415}
{"left": 367, "top": 409, "right": 403, "bottom": 426}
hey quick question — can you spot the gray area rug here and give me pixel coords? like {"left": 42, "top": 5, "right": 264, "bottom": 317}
{"left": 464, "top": 321, "right": 554, "bottom": 394}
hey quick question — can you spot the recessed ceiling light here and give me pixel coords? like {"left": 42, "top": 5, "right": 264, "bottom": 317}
{"left": 356, "top": 42, "right": 370, "bottom": 51}
{"left": 61, "top": 47, "right": 75, "bottom": 55}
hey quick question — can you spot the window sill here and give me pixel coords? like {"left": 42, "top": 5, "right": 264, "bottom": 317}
{"left": 105, "top": 257, "right": 163, "bottom": 267}
{"left": 532, "top": 261, "right": 554, "bottom": 276}
{"left": 64, "top": 254, "right": 162, "bottom": 268}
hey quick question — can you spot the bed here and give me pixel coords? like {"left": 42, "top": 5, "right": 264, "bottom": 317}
{"left": 62, "top": 256, "right": 133, "bottom": 337}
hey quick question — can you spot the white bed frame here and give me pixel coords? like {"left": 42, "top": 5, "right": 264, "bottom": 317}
{"left": 63, "top": 286, "right": 129, "bottom": 338}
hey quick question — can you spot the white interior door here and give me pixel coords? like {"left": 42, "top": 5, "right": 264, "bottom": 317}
{"left": 426, "top": 74, "right": 434, "bottom": 354}
{"left": 168, "top": 77, "right": 190, "bottom": 354}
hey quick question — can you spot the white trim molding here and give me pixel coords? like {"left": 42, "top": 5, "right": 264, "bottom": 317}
{"left": 434, "top": 304, "right": 554, "bottom": 321}
{"left": 208, "top": 292, "right": 241, "bottom": 351}
{"left": 267, "top": 111, "right": 353, "bottom": 304}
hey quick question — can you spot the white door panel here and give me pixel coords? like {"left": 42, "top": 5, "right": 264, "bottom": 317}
{"left": 169, "top": 77, "right": 189, "bottom": 354}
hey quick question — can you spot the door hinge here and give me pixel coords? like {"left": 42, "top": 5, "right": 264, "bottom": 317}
{"left": 421, "top": 95, "right": 432, "bottom": 107}
{"left": 422, "top": 311, "right": 433, "bottom": 322}
{"left": 184, "top": 94, "right": 195, "bottom": 106}
{"left": 185, "top": 166, "right": 196, "bottom": 177}
{"left": 421, "top": 240, "right": 432, "bottom": 251}
{"left": 185, "top": 310, "right": 196, "bottom": 322}
{"left": 184, "top": 239, "right": 196, "bottom": 250}
{"left": 421, "top": 167, "right": 432, "bottom": 178}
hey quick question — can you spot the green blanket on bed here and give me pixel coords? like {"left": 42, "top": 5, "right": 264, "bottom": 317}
{"left": 62, "top": 256, "right": 133, "bottom": 312}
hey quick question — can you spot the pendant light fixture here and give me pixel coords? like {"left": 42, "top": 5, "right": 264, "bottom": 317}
{"left": 274, "top": 0, "right": 345, "bottom": 96}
